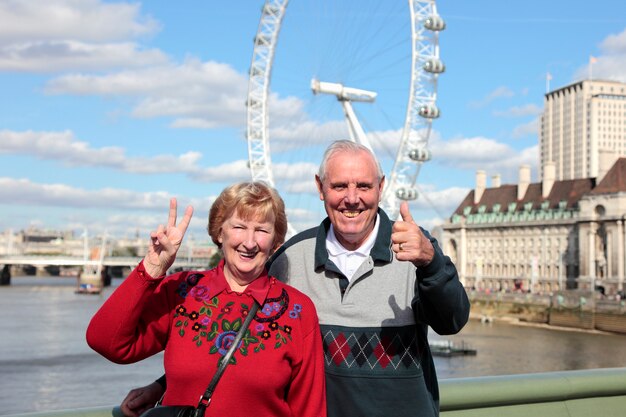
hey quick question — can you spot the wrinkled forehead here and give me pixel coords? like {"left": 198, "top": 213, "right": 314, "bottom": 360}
{"left": 324, "top": 150, "right": 381, "bottom": 181}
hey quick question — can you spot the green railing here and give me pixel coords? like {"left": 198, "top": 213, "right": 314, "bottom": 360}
{"left": 6, "top": 368, "right": 626, "bottom": 417}
{"left": 439, "top": 367, "right": 626, "bottom": 417}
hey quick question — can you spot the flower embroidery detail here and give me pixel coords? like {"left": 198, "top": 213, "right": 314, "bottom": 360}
{"left": 186, "top": 273, "right": 202, "bottom": 286}
{"left": 176, "top": 273, "right": 203, "bottom": 298}
{"left": 214, "top": 330, "right": 241, "bottom": 355}
{"left": 176, "top": 283, "right": 188, "bottom": 298}
{"left": 288, "top": 303, "right": 303, "bottom": 319}
{"left": 256, "top": 289, "right": 289, "bottom": 323}
{"left": 175, "top": 288, "right": 301, "bottom": 358}
{"left": 189, "top": 285, "right": 210, "bottom": 302}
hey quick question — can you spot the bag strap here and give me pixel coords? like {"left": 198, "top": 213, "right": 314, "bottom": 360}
{"left": 195, "top": 300, "right": 260, "bottom": 412}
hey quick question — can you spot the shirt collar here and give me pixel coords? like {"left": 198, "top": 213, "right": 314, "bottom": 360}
{"left": 326, "top": 214, "right": 379, "bottom": 257}
{"left": 209, "top": 258, "right": 271, "bottom": 306}
{"left": 315, "top": 208, "right": 394, "bottom": 269}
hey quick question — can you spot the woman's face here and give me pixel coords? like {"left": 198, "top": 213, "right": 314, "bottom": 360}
{"left": 218, "top": 209, "right": 277, "bottom": 287}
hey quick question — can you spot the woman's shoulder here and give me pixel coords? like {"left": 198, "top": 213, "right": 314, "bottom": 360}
{"left": 270, "top": 278, "right": 317, "bottom": 310}
{"left": 159, "top": 269, "right": 214, "bottom": 290}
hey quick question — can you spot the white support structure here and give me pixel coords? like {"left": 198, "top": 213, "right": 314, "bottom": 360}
{"left": 246, "top": 0, "right": 443, "bottom": 231}
{"left": 310, "top": 79, "right": 376, "bottom": 152}
{"left": 381, "top": 0, "right": 444, "bottom": 220}
{"left": 246, "top": 0, "right": 289, "bottom": 186}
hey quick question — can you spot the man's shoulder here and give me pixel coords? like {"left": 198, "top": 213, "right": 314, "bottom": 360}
{"left": 272, "top": 225, "right": 319, "bottom": 259}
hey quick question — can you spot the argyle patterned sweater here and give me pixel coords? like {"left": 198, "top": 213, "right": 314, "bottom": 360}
{"left": 268, "top": 209, "right": 470, "bottom": 417}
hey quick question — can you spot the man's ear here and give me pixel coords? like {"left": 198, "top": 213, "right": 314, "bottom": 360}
{"left": 315, "top": 175, "right": 325, "bottom": 201}
{"left": 378, "top": 175, "right": 386, "bottom": 201}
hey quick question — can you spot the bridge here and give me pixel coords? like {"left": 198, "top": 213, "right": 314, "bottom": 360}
{"left": 4, "top": 367, "right": 626, "bottom": 417}
{"left": 0, "top": 255, "right": 210, "bottom": 277}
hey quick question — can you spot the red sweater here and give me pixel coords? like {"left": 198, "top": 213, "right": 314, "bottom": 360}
{"left": 87, "top": 260, "right": 326, "bottom": 417}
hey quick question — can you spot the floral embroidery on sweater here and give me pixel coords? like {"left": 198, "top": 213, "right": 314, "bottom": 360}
{"left": 174, "top": 277, "right": 301, "bottom": 363}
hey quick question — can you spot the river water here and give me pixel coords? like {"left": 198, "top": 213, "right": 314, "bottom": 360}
{"left": 2, "top": 276, "right": 626, "bottom": 415}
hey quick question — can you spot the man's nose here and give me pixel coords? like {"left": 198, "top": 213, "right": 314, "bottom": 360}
{"left": 344, "top": 185, "right": 359, "bottom": 204}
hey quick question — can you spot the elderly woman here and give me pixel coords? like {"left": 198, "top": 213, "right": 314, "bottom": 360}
{"left": 87, "top": 182, "right": 326, "bottom": 417}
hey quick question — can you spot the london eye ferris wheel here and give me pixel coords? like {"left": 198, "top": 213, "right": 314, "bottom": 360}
{"left": 246, "top": 0, "right": 445, "bottom": 234}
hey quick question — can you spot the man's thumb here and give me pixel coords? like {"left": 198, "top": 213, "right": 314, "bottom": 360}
{"left": 400, "top": 201, "right": 414, "bottom": 223}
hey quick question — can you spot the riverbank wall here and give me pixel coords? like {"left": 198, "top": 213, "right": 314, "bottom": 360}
{"left": 469, "top": 290, "right": 626, "bottom": 334}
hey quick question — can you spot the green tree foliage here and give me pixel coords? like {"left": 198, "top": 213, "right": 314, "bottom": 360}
{"left": 208, "top": 251, "right": 223, "bottom": 268}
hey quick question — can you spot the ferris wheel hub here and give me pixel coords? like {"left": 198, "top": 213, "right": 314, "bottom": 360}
{"left": 311, "top": 79, "right": 377, "bottom": 103}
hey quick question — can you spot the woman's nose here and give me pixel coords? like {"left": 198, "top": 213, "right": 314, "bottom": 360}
{"left": 242, "top": 230, "right": 257, "bottom": 249}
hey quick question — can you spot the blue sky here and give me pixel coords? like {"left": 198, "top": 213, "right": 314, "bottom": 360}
{"left": 1, "top": 0, "right": 626, "bottom": 244}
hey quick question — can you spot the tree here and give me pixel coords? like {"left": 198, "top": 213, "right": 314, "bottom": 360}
{"left": 208, "top": 251, "right": 223, "bottom": 269}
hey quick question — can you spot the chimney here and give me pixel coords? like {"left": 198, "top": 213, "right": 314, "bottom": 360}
{"left": 517, "top": 165, "right": 531, "bottom": 201}
{"left": 542, "top": 162, "right": 555, "bottom": 198}
{"left": 491, "top": 174, "right": 501, "bottom": 188}
{"left": 474, "top": 170, "right": 486, "bottom": 204}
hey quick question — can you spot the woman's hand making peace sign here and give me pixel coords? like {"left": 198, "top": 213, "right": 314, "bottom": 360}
{"left": 142, "top": 198, "right": 194, "bottom": 279}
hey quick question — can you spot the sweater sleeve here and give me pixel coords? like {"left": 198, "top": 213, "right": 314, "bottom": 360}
{"left": 286, "top": 296, "right": 327, "bottom": 417}
{"left": 86, "top": 261, "right": 174, "bottom": 364}
{"left": 413, "top": 228, "right": 470, "bottom": 336}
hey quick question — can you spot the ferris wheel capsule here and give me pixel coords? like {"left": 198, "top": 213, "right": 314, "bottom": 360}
{"left": 424, "top": 15, "right": 446, "bottom": 31}
{"left": 423, "top": 58, "right": 445, "bottom": 74}
{"left": 396, "top": 187, "right": 419, "bottom": 201}
{"left": 418, "top": 104, "right": 440, "bottom": 119}
{"left": 262, "top": 4, "right": 280, "bottom": 15}
{"left": 408, "top": 148, "right": 432, "bottom": 162}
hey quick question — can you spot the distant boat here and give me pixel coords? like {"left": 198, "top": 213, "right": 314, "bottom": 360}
{"left": 75, "top": 236, "right": 107, "bottom": 295}
{"left": 429, "top": 339, "right": 477, "bottom": 357}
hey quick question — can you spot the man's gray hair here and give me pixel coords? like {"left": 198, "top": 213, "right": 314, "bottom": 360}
{"left": 317, "top": 140, "right": 384, "bottom": 182}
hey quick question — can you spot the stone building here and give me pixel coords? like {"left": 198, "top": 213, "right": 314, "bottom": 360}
{"left": 442, "top": 79, "right": 626, "bottom": 296}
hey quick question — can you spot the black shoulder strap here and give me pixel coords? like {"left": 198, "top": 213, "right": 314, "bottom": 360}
{"left": 195, "top": 301, "right": 260, "bottom": 413}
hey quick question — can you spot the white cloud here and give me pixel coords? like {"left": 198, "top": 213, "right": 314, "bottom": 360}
{"left": 0, "top": 129, "right": 200, "bottom": 173}
{"left": 410, "top": 186, "right": 470, "bottom": 215}
{"left": 0, "top": 176, "right": 217, "bottom": 237}
{"left": 189, "top": 160, "right": 252, "bottom": 182}
{"left": 0, "top": 0, "right": 160, "bottom": 44}
{"left": 600, "top": 27, "right": 626, "bottom": 55}
{"left": 0, "top": 129, "right": 256, "bottom": 181}
{"left": 0, "top": 0, "right": 164, "bottom": 72}
{"left": 432, "top": 136, "right": 538, "bottom": 182}
{"left": 45, "top": 59, "right": 249, "bottom": 127}
{"left": 572, "top": 28, "right": 626, "bottom": 83}
{"left": 468, "top": 86, "right": 515, "bottom": 109}
{"left": 493, "top": 104, "right": 542, "bottom": 118}
{"left": 0, "top": 41, "right": 167, "bottom": 72}
{"left": 0, "top": 177, "right": 171, "bottom": 209}
{"left": 511, "top": 118, "right": 540, "bottom": 139}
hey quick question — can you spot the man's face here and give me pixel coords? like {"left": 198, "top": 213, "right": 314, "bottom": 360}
{"left": 316, "top": 149, "right": 384, "bottom": 251}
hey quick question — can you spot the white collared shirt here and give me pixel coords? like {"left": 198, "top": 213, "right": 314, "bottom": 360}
{"left": 326, "top": 214, "right": 380, "bottom": 281}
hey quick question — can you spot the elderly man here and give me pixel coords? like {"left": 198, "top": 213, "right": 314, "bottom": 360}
{"left": 120, "top": 140, "right": 469, "bottom": 417}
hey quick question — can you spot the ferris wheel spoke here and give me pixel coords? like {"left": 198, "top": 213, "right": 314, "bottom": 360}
{"left": 246, "top": 0, "right": 445, "bottom": 232}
